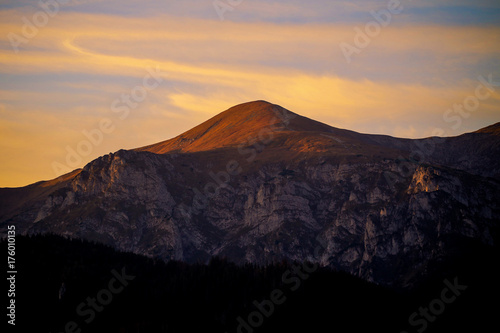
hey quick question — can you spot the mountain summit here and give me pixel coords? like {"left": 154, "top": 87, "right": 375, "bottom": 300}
{"left": 1, "top": 101, "right": 499, "bottom": 288}
{"left": 135, "top": 100, "right": 336, "bottom": 154}
{"left": 136, "top": 100, "right": 500, "bottom": 179}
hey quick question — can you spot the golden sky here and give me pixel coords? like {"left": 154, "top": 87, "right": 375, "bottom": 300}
{"left": 0, "top": 0, "right": 499, "bottom": 187}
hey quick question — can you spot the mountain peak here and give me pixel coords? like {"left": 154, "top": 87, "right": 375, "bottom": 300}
{"left": 214, "top": 100, "right": 294, "bottom": 128}
{"left": 135, "top": 100, "right": 332, "bottom": 154}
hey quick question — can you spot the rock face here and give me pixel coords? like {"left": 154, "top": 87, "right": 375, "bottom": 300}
{"left": 1, "top": 101, "right": 499, "bottom": 288}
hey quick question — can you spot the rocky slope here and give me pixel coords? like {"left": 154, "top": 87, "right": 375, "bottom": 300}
{"left": 1, "top": 101, "right": 499, "bottom": 288}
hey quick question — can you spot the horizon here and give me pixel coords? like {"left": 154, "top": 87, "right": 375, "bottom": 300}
{"left": 2, "top": 99, "right": 498, "bottom": 189}
{"left": 1, "top": 0, "right": 500, "bottom": 187}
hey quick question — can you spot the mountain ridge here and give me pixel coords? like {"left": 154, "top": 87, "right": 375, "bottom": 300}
{"left": 134, "top": 100, "right": 339, "bottom": 154}
{"left": 134, "top": 100, "right": 499, "bottom": 156}
{"left": 3, "top": 100, "right": 498, "bottom": 189}
{"left": 1, "top": 101, "right": 499, "bottom": 289}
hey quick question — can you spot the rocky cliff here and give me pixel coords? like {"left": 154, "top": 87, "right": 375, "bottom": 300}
{"left": 1, "top": 101, "right": 499, "bottom": 288}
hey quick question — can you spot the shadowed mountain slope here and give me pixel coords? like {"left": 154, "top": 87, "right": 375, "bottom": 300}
{"left": 1, "top": 101, "right": 499, "bottom": 289}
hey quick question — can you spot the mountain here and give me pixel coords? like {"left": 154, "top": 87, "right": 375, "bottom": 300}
{"left": 134, "top": 100, "right": 406, "bottom": 161}
{"left": 1, "top": 101, "right": 499, "bottom": 288}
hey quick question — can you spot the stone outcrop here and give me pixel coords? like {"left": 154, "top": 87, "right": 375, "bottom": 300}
{"left": 1, "top": 101, "right": 499, "bottom": 289}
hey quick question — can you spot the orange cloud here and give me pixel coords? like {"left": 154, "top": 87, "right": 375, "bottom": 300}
{"left": 0, "top": 9, "right": 499, "bottom": 186}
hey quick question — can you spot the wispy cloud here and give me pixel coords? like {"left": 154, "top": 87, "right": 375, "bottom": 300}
{"left": 0, "top": 3, "right": 499, "bottom": 186}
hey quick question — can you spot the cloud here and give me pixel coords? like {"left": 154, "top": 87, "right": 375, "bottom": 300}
{"left": 0, "top": 8, "right": 499, "bottom": 186}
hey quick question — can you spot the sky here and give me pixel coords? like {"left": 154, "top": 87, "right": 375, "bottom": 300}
{"left": 0, "top": 0, "right": 499, "bottom": 187}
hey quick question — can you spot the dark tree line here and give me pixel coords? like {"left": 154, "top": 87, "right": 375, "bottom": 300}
{"left": 2, "top": 234, "right": 497, "bottom": 333}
